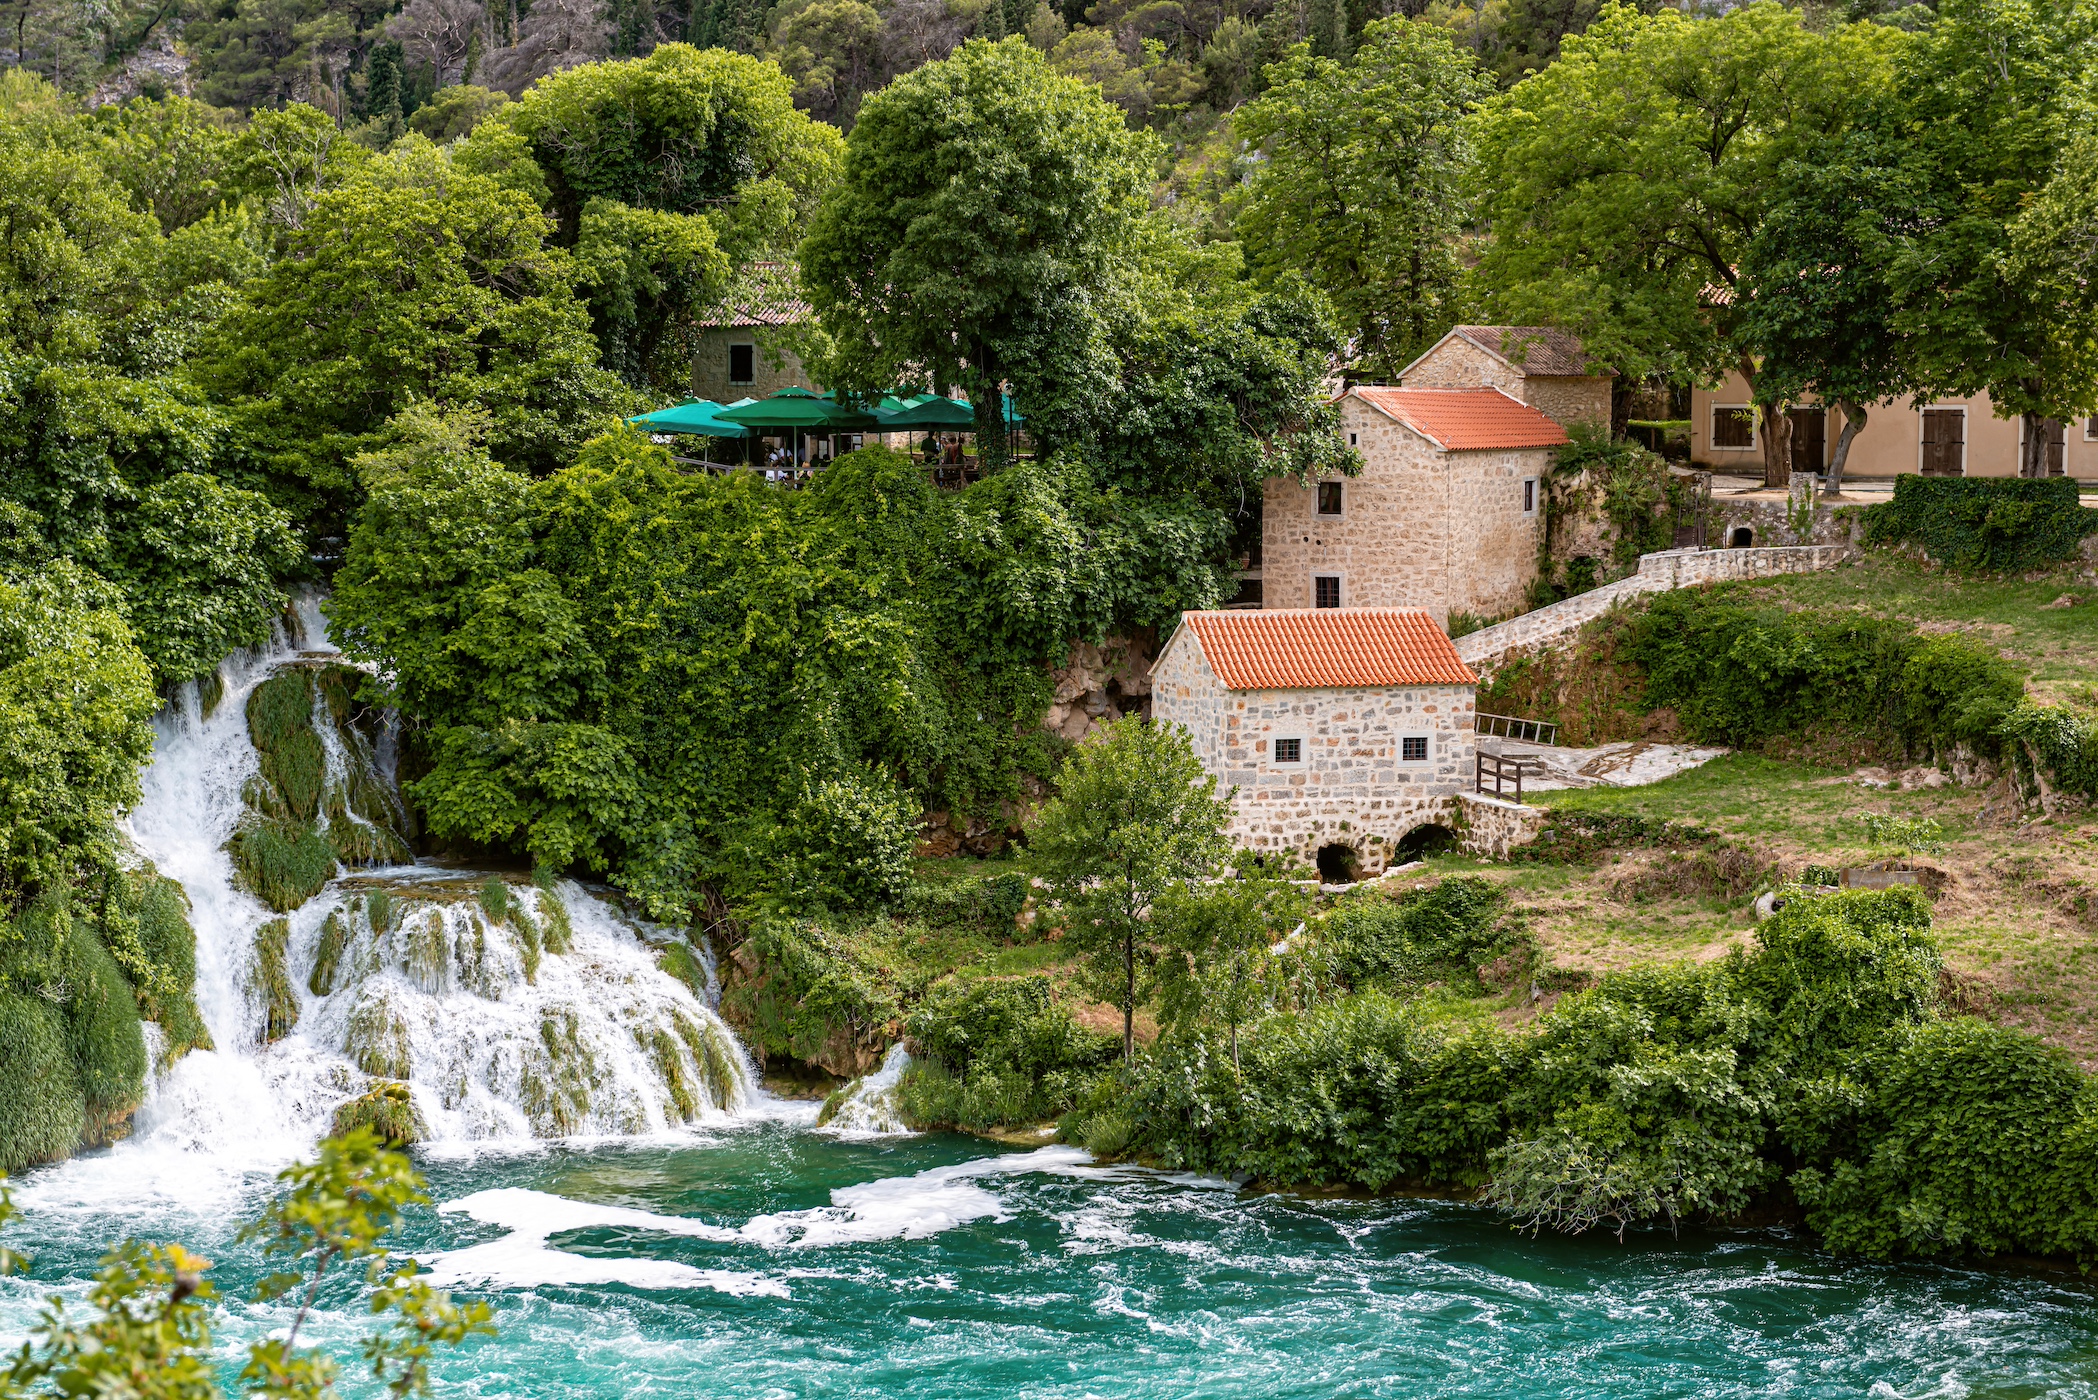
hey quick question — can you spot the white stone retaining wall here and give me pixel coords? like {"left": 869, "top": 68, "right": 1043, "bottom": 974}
{"left": 1456, "top": 791, "right": 1549, "bottom": 858}
{"left": 1453, "top": 544, "right": 1851, "bottom": 673}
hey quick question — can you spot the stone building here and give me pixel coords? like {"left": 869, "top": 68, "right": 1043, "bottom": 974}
{"left": 1262, "top": 386, "right": 1569, "bottom": 623}
{"left": 1152, "top": 608, "right": 1478, "bottom": 878}
{"left": 689, "top": 263, "right": 817, "bottom": 403}
{"left": 1397, "top": 325, "right": 1615, "bottom": 428}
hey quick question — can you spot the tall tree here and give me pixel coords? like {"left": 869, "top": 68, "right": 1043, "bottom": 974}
{"left": 1154, "top": 864, "right": 1305, "bottom": 1080}
{"left": 1027, "top": 716, "right": 1233, "bottom": 1064}
{"left": 1738, "top": 128, "right": 1921, "bottom": 497}
{"left": 1472, "top": 2, "right": 1897, "bottom": 486}
{"left": 1234, "top": 18, "right": 1490, "bottom": 381}
{"left": 1883, "top": 0, "right": 2098, "bottom": 478}
{"left": 797, "top": 37, "right": 1154, "bottom": 466}
{"left": 2005, "top": 128, "right": 2098, "bottom": 455}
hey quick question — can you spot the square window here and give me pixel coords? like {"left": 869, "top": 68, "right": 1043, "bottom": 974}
{"left": 1522, "top": 478, "right": 1537, "bottom": 515}
{"left": 1316, "top": 482, "right": 1343, "bottom": 516}
{"left": 728, "top": 343, "right": 755, "bottom": 384}
{"left": 1274, "top": 737, "right": 1303, "bottom": 764}
{"left": 2087, "top": 415, "right": 2097, "bottom": 442}
{"left": 1712, "top": 406, "right": 1756, "bottom": 449}
{"left": 1401, "top": 735, "right": 1429, "bottom": 762}
{"left": 1314, "top": 575, "right": 1341, "bottom": 608}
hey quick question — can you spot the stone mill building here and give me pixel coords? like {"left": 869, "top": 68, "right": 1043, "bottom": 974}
{"left": 1257, "top": 326, "right": 1611, "bottom": 625}
{"left": 1151, "top": 608, "right": 1479, "bottom": 879}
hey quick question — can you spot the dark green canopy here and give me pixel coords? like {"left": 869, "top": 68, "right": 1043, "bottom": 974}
{"left": 878, "top": 394, "right": 975, "bottom": 428}
{"left": 718, "top": 390, "right": 881, "bottom": 431}
{"left": 628, "top": 400, "right": 753, "bottom": 437}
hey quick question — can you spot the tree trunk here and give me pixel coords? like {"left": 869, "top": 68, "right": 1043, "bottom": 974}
{"left": 1122, "top": 932, "right": 1135, "bottom": 1066}
{"left": 1759, "top": 403, "right": 1792, "bottom": 489}
{"left": 969, "top": 349, "right": 1008, "bottom": 473}
{"left": 2022, "top": 409, "right": 2047, "bottom": 479}
{"left": 1826, "top": 400, "right": 1866, "bottom": 498}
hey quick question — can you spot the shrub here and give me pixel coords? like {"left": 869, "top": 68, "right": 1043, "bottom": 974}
{"left": 63, "top": 923, "right": 147, "bottom": 1132}
{"left": 1863, "top": 475, "right": 2098, "bottom": 571}
{"left": 901, "top": 974, "right": 1117, "bottom": 1128}
{"left": 228, "top": 819, "right": 338, "bottom": 912}
{"left": 1324, "top": 876, "right": 1527, "bottom": 991}
{"left": 331, "top": 1081, "right": 424, "bottom": 1145}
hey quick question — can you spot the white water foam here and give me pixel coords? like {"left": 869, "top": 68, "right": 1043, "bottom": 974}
{"left": 26, "top": 598, "right": 763, "bottom": 1216}
{"left": 820, "top": 1043, "right": 916, "bottom": 1137}
{"left": 423, "top": 1147, "right": 1097, "bottom": 1291}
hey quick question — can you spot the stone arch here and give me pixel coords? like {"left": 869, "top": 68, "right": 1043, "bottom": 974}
{"left": 1395, "top": 823, "right": 1459, "bottom": 863}
{"left": 1315, "top": 843, "right": 1361, "bottom": 884}
{"left": 1729, "top": 526, "right": 1754, "bottom": 548}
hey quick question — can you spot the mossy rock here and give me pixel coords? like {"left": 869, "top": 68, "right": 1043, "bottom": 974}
{"left": 228, "top": 819, "right": 337, "bottom": 913}
{"left": 129, "top": 870, "right": 213, "bottom": 1062}
{"left": 332, "top": 1081, "right": 423, "bottom": 1145}
{"left": 310, "top": 910, "right": 349, "bottom": 997}
{"left": 346, "top": 989, "right": 413, "bottom": 1080}
{"left": 248, "top": 918, "right": 299, "bottom": 1043}
{"left": 533, "top": 878, "right": 573, "bottom": 955}
{"left": 657, "top": 942, "right": 709, "bottom": 1001}
{"left": 0, "top": 993, "right": 87, "bottom": 1172}
{"left": 62, "top": 923, "right": 147, "bottom": 1128}
{"left": 247, "top": 671, "right": 326, "bottom": 821}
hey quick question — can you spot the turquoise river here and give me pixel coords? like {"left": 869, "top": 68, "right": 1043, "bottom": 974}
{"left": 8, "top": 1117, "right": 2098, "bottom": 1399}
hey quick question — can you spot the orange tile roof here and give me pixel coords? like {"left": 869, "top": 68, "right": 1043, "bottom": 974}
{"left": 1350, "top": 386, "right": 1570, "bottom": 451}
{"left": 1182, "top": 609, "right": 1478, "bottom": 690}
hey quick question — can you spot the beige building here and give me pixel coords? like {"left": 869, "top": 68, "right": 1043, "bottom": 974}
{"left": 1690, "top": 372, "right": 2098, "bottom": 480}
{"left": 1152, "top": 608, "right": 1478, "bottom": 879}
{"left": 1397, "top": 325, "right": 1615, "bottom": 428}
{"left": 1263, "top": 386, "right": 1568, "bottom": 624}
{"left": 690, "top": 263, "right": 817, "bottom": 403}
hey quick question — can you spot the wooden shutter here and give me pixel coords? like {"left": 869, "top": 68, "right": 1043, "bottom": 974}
{"left": 1788, "top": 407, "right": 1825, "bottom": 473}
{"left": 2044, "top": 418, "right": 2066, "bottom": 477}
{"left": 1921, "top": 410, "right": 1964, "bottom": 476}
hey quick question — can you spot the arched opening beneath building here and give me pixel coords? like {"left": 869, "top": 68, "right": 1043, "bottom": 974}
{"left": 1315, "top": 843, "right": 1361, "bottom": 885}
{"left": 1395, "top": 824, "right": 1459, "bottom": 863}
{"left": 1729, "top": 526, "right": 1754, "bottom": 548}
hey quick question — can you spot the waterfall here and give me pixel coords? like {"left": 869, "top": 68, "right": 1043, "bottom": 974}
{"left": 100, "top": 599, "right": 756, "bottom": 1187}
{"left": 818, "top": 1044, "right": 915, "bottom": 1136}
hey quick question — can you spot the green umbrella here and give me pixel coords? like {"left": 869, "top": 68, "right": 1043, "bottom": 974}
{"left": 627, "top": 400, "right": 752, "bottom": 437}
{"left": 717, "top": 391, "right": 881, "bottom": 430}
{"left": 878, "top": 394, "right": 975, "bottom": 428}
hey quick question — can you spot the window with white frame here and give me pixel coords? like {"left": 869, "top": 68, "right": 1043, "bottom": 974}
{"left": 1314, "top": 574, "right": 1341, "bottom": 608}
{"left": 1272, "top": 736, "right": 1304, "bottom": 765}
{"left": 1711, "top": 405, "right": 1757, "bottom": 450}
{"left": 2086, "top": 416, "right": 2097, "bottom": 442}
{"left": 1400, "top": 734, "right": 1429, "bottom": 762}
{"left": 1521, "top": 477, "right": 1538, "bottom": 516}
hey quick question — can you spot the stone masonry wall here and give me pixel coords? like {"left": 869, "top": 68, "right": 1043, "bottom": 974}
{"left": 1518, "top": 376, "right": 1614, "bottom": 429}
{"left": 690, "top": 327, "right": 812, "bottom": 403}
{"left": 1262, "top": 396, "right": 1550, "bottom": 625}
{"left": 1453, "top": 544, "right": 1852, "bottom": 673}
{"left": 1456, "top": 792, "right": 1549, "bottom": 858}
{"left": 1402, "top": 338, "right": 1521, "bottom": 395}
{"left": 1153, "top": 629, "right": 1476, "bottom": 874}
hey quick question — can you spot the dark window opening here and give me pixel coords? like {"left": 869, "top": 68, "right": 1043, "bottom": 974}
{"left": 1394, "top": 824, "right": 1458, "bottom": 863}
{"left": 728, "top": 343, "right": 755, "bottom": 384}
{"left": 1316, "top": 482, "right": 1343, "bottom": 515}
{"left": 1401, "top": 735, "right": 1428, "bottom": 762}
{"left": 1729, "top": 527, "right": 1754, "bottom": 548}
{"left": 1713, "top": 406, "right": 1756, "bottom": 449}
{"left": 1274, "top": 737, "right": 1302, "bottom": 764}
{"left": 1315, "top": 843, "right": 1360, "bottom": 884}
{"left": 1315, "top": 575, "right": 1341, "bottom": 608}
{"left": 1523, "top": 478, "right": 1536, "bottom": 514}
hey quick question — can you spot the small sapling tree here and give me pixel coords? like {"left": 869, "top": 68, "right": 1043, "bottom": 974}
{"left": 1027, "top": 716, "right": 1233, "bottom": 1065}
{"left": 1154, "top": 862, "right": 1308, "bottom": 1081}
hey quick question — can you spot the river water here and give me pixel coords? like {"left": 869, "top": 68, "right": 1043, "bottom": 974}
{"left": 4, "top": 608, "right": 2095, "bottom": 1397}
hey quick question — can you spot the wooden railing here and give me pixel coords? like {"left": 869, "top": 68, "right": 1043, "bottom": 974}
{"left": 1475, "top": 711, "right": 1560, "bottom": 745}
{"left": 1475, "top": 751, "right": 1531, "bottom": 802}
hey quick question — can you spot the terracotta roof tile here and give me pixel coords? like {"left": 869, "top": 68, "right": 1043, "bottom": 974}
{"left": 1183, "top": 609, "right": 1478, "bottom": 690}
{"left": 697, "top": 261, "right": 812, "bottom": 329}
{"left": 1350, "top": 386, "right": 1571, "bottom": 451}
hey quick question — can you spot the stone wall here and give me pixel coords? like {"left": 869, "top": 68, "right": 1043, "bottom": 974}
{"left": 1709, "top": 493, "right": 1869, "bottom": 550}
{"left": 1153, "top": 633, "right": 1475, "bottom": 873}
{"left": 1454, "top": 543, "right": 1852, "bottom": 673}
{"left": 1400, "top": 339, "right": 1611, "bottom": 427}
{"left": 1043, "top": 634, "right": 1156, "bottom": 743}
{"left": 1518, "top": 377, "right": 1613, "bottom": 429}
{"left": 1262, "top": 396, "right": 1550, "bottom": 624}
{"left": 1456, "top": 792, "right": 1548, "bottom": 858}
{"left": 690, "top": 327, "right": 812, "bottom": 402}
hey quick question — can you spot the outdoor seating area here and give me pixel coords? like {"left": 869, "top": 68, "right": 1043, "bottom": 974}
{"left": 627, "top": 387, "right": 1027, "bottom": 488}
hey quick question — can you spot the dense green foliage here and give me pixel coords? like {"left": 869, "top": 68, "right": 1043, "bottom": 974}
{"left": 1862, "top": 475, "right": 2098, "bottom": 572}
{"left": 898, "top": 975, "right": 1120, "bottom": 1130}
{"left": 1068, "top": 885, "right": 2098, "bottom": 1261}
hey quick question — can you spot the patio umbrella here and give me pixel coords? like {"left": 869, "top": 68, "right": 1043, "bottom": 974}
{"left": 878, "top": 394, "right": 975, "bottom": 428}
{"left": 717, "top": 391, "right": 881, "bottom": 430}
{"left": 627, "top": 400, "right": 752, "bottom": 437}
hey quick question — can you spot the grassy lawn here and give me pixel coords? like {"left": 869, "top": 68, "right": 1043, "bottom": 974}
{"left": 1727, "top": 551, "right": 2098, "bottom": 705}
{"left": 1368, "top": 753, "right": 2098, "bottom": 1064}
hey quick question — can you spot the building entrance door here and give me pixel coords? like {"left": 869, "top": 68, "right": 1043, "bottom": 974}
{"left": 1921, "top": 409, "right": 1964, "bottom": 476}
{"left": 1788, "top": 407, "right": 1825, "bottom": 476}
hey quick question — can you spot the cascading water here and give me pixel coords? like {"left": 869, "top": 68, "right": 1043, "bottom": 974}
{"left": 99, "top": 599, "right": 756, "bottom": 1193}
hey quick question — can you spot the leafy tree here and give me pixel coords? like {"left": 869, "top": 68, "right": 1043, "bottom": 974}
{"left": 1027, "top": 716, "right": 1233, "bottom": 1063}
{"left": 799, "top": 37, "right": 1155, "bottom": 465}
{"left": 1880, "top": 0, "right": 2097, "bottom": 478}
{"left": 407, "top": 82, "right": 511, "bottom": 141}
{"left": 89, "top": 95, "right": 245, "bottom": 235}
{"left": 201, "top": 137, "right": 626, "bottom": 533}
{"left": 766, "top": 0, "right": 888, "bottom": 124}
{"left": 1154, "top": 863, "right": 1305, "bottom": 1078}
{"left": 0, "top": 1130, "right": 492, "bottom": 1398}
{"left": 1235, "top": 19, "right": 1491, "bottom": 381}
{"left": 2005, "top": 126, "right": 2098, "bottom": 456}
{"left": 496, "top": 44, "right": 842, "bottom": 253}
{"left": 1471, "top": 2, "right": 1899, "bottom": 485}
{"left": 1736, "top": 129, "right": 1920, "bottom": 497}
{"left": 571, "top": 196, "right": 731, "bottom": 389}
